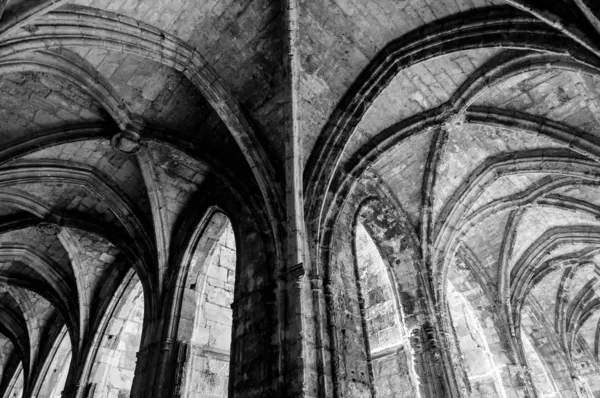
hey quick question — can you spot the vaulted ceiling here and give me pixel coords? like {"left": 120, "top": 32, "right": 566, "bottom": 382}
{"left": 0, "top": 0, "right": 600, "bottom": 396}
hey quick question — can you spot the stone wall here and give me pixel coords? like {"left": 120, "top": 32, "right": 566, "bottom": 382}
{"left": 89, "top": 281, "right": 144, "bottom": 398}
{"left": 184, "top": 222, "right": 235, "bottom": 398}
{"left": 355, "top": 222, "right": 413, "bottom": 397}
{"left": 36, "top": 329, "right": 71, "bottom": 398}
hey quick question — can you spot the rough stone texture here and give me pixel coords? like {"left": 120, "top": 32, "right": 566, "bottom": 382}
{"left": 355, "top": 222, "right": 413, "bottom": 397}
{"left": 89, "top": 281, "right": 143, "bottom": 397}
{"left": 297, "top": 0, "right": 503, "bottom": 165}
{"left": 474, "top": 69, "right": 600, "bottom": 135}
{"left": 342, "top": 48, "right": 503, "bottom": 166}
{"left": 68, "top": 0, "right": 286, "bottom": 163}
{"left": 23, "top": 140, "right": 151, "bottom": 218}
{"left": 433, "top": 123, "right": 566, "bottom": 223}
{"left": 0, "top": 72, "right": 106, "bottom": 143}
{"left": 36, "top": 329, "right": 71, "bottom": 398}
{"left": 1, "top": 1, "right": 600, "bottom": 397}
{"left": 185, "top": 222, "right": 235, "bottom": 398}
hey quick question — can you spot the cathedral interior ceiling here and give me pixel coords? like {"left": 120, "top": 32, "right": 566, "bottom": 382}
{"left": 0, "top": 0, "right": 600, "bottom": 396}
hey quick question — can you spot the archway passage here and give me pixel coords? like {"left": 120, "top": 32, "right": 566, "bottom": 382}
{"left": 184, "top": 217, "right": 235, "bottom": 397}
{"left": 354, "top": 221, "right": 415, "bottom": 397}
{"left": 88, "top": 277, "right": 144, "bottom": 397}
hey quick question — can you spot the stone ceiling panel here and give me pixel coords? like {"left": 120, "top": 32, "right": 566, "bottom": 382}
{"left": 554, "top": 184, "right": 600, "bottom": 209}
{"left": 545, "top": 242, "right": 600, "bottom": 263}
{"left": 12, "top": 183, "right": 118, "bottom": 227}
{"left": 0, "top": 72, "right": 107, "bottom": 144}
{"left": 433, "top": 124, "right": 566, "bottom": 223}
{"left": 67, "top": 0, "right": 286, "bottom": 161}
{"left": 468, "top": 173, "right": 558, "bottom": 216}
{"left": 0, "top": 227, "right": 74, "bottom": 281}
{"left": 373, "top": 129, "right": 434, "bottom": 227}
{"left": 460, "top": 210, "right": 511, "bottom": 282}
{"left": 298, "top": 0, "right": 503, "bottom": 165}
{"left": 71, "top": 48, "right": 216, "bottom": 132}
{"left": 340, "top": 48, "right": 503, "bottom": 165}
{"left": 8, "top": 287, "right": 57, "bottom": 364}
{"left": 147, "top": 143, "right": 206, "bottom": 246}
{"left": 530, "top": 268, "right": 564, "bottom": 327}
{"left": 473, "top": 69, "right": 600, "bottom": 136}
{"left": 69, "top": 47, "right": 251, "bottom": 176}
{"left": 0, "top": 207, "right": 28, "bottom": 219}
{"left": 565, "top": 263, "right": 597, "bottom": 305}
{"left": 61, "top": 227, "right": 120, "bottom": 309}
{"left": 22, "top": 140, "right": 151, "bottom": 221}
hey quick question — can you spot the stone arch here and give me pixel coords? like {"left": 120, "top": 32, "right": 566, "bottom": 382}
{"left": 304, "top": 6, "right": 599, "bottom": 234}
{"left": 353, "top": 219, "right": 417, "bottom": 397}
{"left": 179, "top": 213, "right": 235, "bottom": 397}
{"left": 32, "top": 326, "right": 71, "bottom": 398}
{"left": 131, "top": 176, "right": 282, "bottom": 398}
{"left": 84, "top": 274, "right": 144, "bottom": 397}
{"left": 0, "top": 5, "right": 285, "bottom": 235}
{"left": 320, "top": 173, "right": 452, "bottom": 397}
{"left": 0, "top": 49, "right": 133, "bottom": 129}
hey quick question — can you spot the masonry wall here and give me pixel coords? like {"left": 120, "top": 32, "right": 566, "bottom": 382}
{"left": 37, "top": 330, "right": 71, "bottom": 398}
{"left": 355, "top": 222, "right": 413, "bottom": 397}
{"left": 185, "top": 223, "right": 235, "bottom": 398}
{"left": 89, "top": 282, "right": 144, "bottom": 398}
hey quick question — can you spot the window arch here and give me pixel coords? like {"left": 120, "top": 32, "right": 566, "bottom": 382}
{"left": 354, "top": 220, "right": 418, "bottom": 397}
{"left": 182, "top": 214, "right": 235, "bottom": 397}
{"left": 87, "top": 276, "right": 144, "bottom": 397}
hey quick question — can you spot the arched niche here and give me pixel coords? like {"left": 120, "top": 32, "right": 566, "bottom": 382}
{"left": 87, "top": 275, "right": 144, "bottom": 397}
{"left": 354, "top": 221, "right": 417, "bottom": 397}
{"left": 182, "top": 215, "right": 235, "bottom": 397}
{"left": 167, "top": 200, "right": 277, "bottom": 397}
{"left": 133, "top": 174, "right": 281, "bottom": 397}
{"left": 321, "top": 174, "right": 444, "bottom": 397}
{"left": 36, "top": 327, "right": 71, "bottom": 398}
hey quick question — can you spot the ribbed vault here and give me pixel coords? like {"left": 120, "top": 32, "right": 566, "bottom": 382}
{"left": 1, "top": 0, "right": 600, "bottom": 397}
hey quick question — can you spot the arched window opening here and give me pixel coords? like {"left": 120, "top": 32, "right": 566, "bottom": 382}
{"left": 184, "top": 217, "right": 235, "bottom": 397}
{"left": 521, "top": 331, "right": 561, "bottom": 397}
{"left": 4, "top": 363, "right": 23, "bottom": 398}
{"left": 37, "top": 327, "right": 71, "bottom": 398}
{"left": 354, "top": 221, "right": 418, "bottom": 397}
{"left": 447, "top": 283, "right": 507, "bottom": 397}
{"left": 88, "top": 277, "right": 144, "bottom": 397}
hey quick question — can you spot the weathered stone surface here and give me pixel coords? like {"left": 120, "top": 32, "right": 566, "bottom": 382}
{"left": 1, "top": 1, "right": 600, "bottom": 397}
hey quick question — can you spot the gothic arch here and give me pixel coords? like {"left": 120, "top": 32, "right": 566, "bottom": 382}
{"left": 319, "top": 173, "right": 455, "bottom": 396}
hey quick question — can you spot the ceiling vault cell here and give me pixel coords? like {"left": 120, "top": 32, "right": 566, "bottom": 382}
{"left": 1, "top": 0, "right": 600, "bottom": 397}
